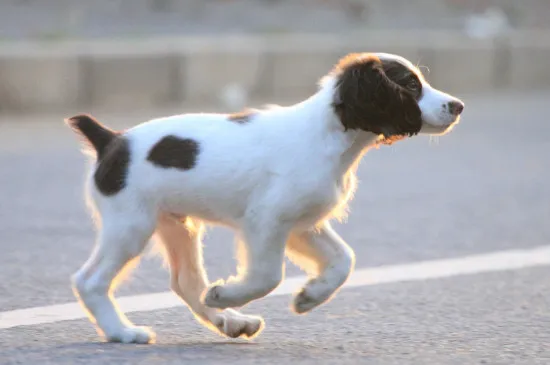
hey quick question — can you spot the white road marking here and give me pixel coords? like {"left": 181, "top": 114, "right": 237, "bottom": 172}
{"left": 1, "top": 245, "right": 550, "bottom": 330}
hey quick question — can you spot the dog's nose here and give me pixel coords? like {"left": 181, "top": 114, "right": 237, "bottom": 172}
{"left": 448, "top": 100, "right": 464, "bottom": 115}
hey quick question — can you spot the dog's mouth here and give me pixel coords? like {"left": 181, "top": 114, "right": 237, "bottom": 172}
{"left": 421, "top": 116, "right": 460, "bottom": 136}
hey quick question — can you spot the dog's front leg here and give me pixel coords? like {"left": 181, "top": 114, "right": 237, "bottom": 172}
{"left": 203, "top": 220, "right": 290, "bottom": 309}
{"left": 286, "top": 221, "right": 355, "bottom": 314}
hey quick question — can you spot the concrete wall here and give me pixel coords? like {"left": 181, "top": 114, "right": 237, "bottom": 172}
{"left": 0, "top": 31, "right": 549, "bottom": 113}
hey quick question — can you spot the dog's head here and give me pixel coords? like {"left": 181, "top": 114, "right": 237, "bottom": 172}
{"left": 329, "top": 53, "right": 464, "bottom": 143}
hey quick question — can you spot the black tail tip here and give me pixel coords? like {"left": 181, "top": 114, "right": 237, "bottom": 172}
{"left": 64, "top": 113, "right": 118, "bottom": 158}
{"left": 64, "top": 113, "right": 97, "bottom": 130}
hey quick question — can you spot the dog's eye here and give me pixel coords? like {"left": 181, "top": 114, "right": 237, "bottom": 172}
{"left": 406, "top": 80, "right": 419, "bottom": 91}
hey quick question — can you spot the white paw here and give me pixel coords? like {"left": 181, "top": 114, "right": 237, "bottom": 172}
{"left": 291, "top": 278, "right": 336, "bottom": 314}
{"left": 203, "top": 285, "right": 230, "bottom": 309}
{"left": 105, "top": 326, "right": 156, "bottom": 344}
{"left": 292, "top": 287, "right": 323, "bottom": 314}
{"left": 212, "top": 309, "right": 264, "bottom": 339}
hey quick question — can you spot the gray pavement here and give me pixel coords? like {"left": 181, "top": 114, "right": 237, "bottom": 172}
{"left": 3, "top": 267, "right": 550, "bottom": 364}
{"left": 1, "top": 90, "right": 550, "bottom": 364}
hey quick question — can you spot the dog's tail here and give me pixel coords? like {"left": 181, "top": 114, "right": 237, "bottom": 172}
{"left": 65, "top": 114, "right": 119, "bottom": 158}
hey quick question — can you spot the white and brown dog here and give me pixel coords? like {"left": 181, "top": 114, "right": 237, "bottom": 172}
{"left": 66, "top": 53, "right": 464, "bottom": 344}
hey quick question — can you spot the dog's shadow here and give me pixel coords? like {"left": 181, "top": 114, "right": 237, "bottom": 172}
{"left": 55, "top": 339, "right": 258, "bottom": 350}
{"left": 31, "top": 339, "right": 259, "bottom": 363}
{"left": 18, "top": 337, "right": 344, "bottom": 363}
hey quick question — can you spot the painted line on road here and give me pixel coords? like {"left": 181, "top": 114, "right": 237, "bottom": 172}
{"left": 1, "top": 245, "right": 550, "bottom": 330}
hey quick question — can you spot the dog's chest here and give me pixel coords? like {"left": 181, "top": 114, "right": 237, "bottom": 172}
{"left": 289, "top": 171, "right": 356, "bottom": 227}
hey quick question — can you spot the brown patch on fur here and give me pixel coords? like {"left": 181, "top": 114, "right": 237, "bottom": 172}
{"left": 381, "top": 61, "right": 423, "bottom": 100}
{"left": 331, "top": 53, "right": 422, "bottom": 141}
{"left": 227, "top": 109, "right": 258, "bottom": 124}
{"left": 147, "top": 135, "right": 200, "bottom": 170}
{"left": 376, "top": 134, "right": 407, "bottom": 146}
{"left": 94, "top": 137, "right": 131, "bottom": 196}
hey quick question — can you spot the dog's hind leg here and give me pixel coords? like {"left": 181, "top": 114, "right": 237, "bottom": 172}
{"left": 71, "top": 199, "right": 157, "bottom": 344}
{"left": 155, "top": 214, "right": 264, "bottom": 339}
{"left": 285, "top": 221, "right": 355, "bottom": 314}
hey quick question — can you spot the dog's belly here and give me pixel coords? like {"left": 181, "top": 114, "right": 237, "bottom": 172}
{"left": 160, "top": 195, "right": 245, "bottom": 228}
{"left": 154, "top": 170, "right": 357, "bottom": 230}
{"left": 159, "top": 190, "right": 336, "bottom": 230}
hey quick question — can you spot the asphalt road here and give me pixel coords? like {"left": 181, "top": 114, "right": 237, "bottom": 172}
{"left": 1, "top": 91, "right": 549, "bottom": 364}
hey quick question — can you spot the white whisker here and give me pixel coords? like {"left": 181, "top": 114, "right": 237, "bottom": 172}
{"left": 418, "top": 65, "right": 430, "bottom": 74}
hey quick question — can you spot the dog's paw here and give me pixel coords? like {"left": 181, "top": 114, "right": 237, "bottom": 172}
{"left": 105, "top": 326, "right": 156, "bottom": 344}
{"left": 292, "top": 287, "right": 322, "bottom": 314}
{"left": 212, "top": 309, "right": 264, "bottom": 339}
{"left": 291, "top": 278, "right": 337, "bottom": 314}
{"left": 203, "top": 285, "right": 231, "bottom": 309}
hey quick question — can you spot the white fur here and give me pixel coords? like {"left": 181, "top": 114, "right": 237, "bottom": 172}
{"left": 71, "top": 53, "right": 463, "bottom": 343}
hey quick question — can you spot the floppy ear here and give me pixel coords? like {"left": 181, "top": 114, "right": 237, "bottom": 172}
{"left": 332, "top": 54, "right": 422, "bottom": 138}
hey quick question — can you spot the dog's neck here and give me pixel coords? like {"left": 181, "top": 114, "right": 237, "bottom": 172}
{"left": 339, "top": 130, "right": 379, "bottom": 174}
{"left": 298, "top": 77, "right": 381, "bottom": 176}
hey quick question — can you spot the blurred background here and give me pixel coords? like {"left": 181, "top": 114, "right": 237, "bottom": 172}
{"left": 0, "top": 0, "right": 549, "bottom": 113}
{"left": 2, "top": 0, "right": 549, "bottom": 38}
{"left": 1, "top": 2, "right": 550, "bottom": 363}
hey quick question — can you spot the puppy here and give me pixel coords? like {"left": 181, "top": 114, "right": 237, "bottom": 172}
{"left": 66, "top": 52, "right": 464, "bottom": 343}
